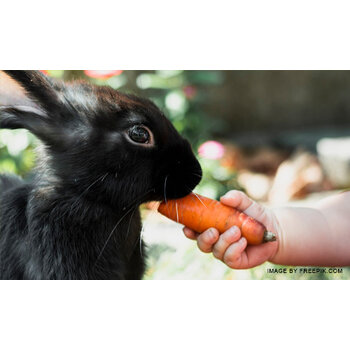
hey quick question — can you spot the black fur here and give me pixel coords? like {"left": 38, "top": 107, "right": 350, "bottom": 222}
{"left": 0, "top": 70, "right": 202, "bottom": 279}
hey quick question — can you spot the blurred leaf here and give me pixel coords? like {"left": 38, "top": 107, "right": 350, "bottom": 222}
{"left": 187, "top": 71, "right": 224, "bottom": 85}
{"left": 0, "top": 130, "right": 30, "bottom": 156}
{"left": 156, "top": 70, "right": 183, "bottom": 78}
{"left": 165, "top": 90, "right": 188, "bottom": 116}
{"left": 47, "top": 70, "right": 64, "bottom": 78}
{"left": 106, "top": 74, "right": 127, "bottom": 89}
{"left": 136, "top": 73, "right": 184, "bottom": 89}
{"left": 21, "top": 148, "right": 35, "bottom": 172}
{"left": 0, "top": 158, "right": 17, "bottom": 173}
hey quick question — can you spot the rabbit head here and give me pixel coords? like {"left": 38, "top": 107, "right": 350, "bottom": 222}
{"left": 0, "top": 71, "right": 202, "bottom": 209}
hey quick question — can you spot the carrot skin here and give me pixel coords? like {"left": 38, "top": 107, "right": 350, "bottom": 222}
{"left": 158, "top": 193, "right": 267, "bottom": 245}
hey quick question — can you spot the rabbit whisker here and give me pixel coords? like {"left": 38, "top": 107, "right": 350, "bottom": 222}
{"left": 139, "top": 226, "right": 144, "bottom": 258}
{"left": 80, "top": 173, "right": 108, "bottom": 198}
{"left": 122, "top": 188, "right": 155, "bottom": 211}
{"left": 137, "top": 200, "right": 159, "bottom": 260}
{"left": 93, "top": 188, "right": 154, "bottom": 267}
{"left": 56, "top": 172, "right": 108, "bottom": 222}
{"left": 192, "top": 191, "right": 207, "bottom": 209}
{"left": 163, "top": 174, "right": 169, "bottom": 204}
{"left": 175, "top": 201, "right": 179, "bottom": 223}
{"left": 125, "top": 206, "right": 137, "bottom": 241}
{"left": 94, "top": 205, "right": 135, "bottom": 267}
{"left": 192, "top": 172, "right": 202, "bottom": 178}
{"left": 185, "top": 185, "right": 206, "bottom": 209}
{"left": 163, "top": 174, "right": 171, "bottom": 218}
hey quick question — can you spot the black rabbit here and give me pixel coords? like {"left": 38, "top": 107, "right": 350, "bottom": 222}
{"left": 0, "top": 70, "right": 202, "bottom": 279}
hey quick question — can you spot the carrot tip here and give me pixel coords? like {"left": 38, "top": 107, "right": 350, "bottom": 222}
{"left": 263, "top": 231, "right": 276, "bottom": 243}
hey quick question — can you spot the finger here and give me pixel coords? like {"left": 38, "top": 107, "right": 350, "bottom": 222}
{"left": 242, "top": 242, "right": 279, "bottom": 268}
{"left": 197, "top": 228, "right": 219, "bottom": 253}
{"left": 224, "top": 241, "right": 278, "bottom": 269}
{"left": 220, "top": 190, "right": 267, "bottom": 223}
{"left": 220, "top": 190, "right": 254, "bottom": 211}
{"left": 183, "top": 227, "right": 198, "bottom": 240}
{"left": 212, "top": 226, "right": 241, "bottom": 260}
{"left": 223, "top": 237, "right": 248, "bottom": 268}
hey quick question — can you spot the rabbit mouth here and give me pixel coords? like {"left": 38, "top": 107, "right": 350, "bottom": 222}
{"left": 159, "top": 168, "right": 202, "bottom": 201}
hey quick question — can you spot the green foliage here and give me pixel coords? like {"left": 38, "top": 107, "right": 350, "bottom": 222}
{"left": 2, "top": 70, "right": 341, "bottom": 280}
{"left": 0, "top": 70, "right": 232, "bottom": 194}
{"left": 60, "top": 70, "right": 235, "bottom": 198}
{"left": 195, "top": 158, "right": 243, "bottom": 199}
{"left": 127, "top": 70, "right": 235, "bottom": 199}
{"left": 135, "top": 70, "right": 226, "bottom": 147}
{"left": 0, "top": 130, "right": 36, "bottom": 177}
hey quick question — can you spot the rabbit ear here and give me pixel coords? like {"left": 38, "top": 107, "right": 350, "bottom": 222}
{"left": 1, "top": 70, "right": 60, "bottom": 112}
{"left": 0, "top": 71, "right": 65, "bottom": 145}
{"left": 0, "top": 71, "right": 42, "bottom": 110}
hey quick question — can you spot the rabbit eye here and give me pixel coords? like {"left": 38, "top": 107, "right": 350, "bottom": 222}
{"left": 128, "top": 125, "right": 151, "bottom": 144}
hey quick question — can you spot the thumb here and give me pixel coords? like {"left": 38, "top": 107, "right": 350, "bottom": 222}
{"left": 220, "top": 190, "right": 268, "bottom": 224}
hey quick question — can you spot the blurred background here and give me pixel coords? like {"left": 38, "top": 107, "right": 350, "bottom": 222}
{"left": 1, "top": 70, "right": 350, "bottom": 279}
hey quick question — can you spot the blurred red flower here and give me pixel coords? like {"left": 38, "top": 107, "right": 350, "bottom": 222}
{"left": 84, "top": 70, "right": 123, "bottom": 79}
{"left": 198, "top": 141, "right": 225, "bottom": 159}
{"left": 183, "top": 85, "right": 197, "bottom": 99}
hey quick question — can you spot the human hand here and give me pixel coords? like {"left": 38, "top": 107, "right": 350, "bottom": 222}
{"left": 183, "top": 190, "right": 281, "bottom": 269}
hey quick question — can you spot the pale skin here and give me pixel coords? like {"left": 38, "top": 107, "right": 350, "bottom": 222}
{"left": 183, "top": 190, "right": 350, "bottom": 268}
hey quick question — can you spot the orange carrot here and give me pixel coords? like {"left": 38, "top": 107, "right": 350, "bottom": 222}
{"left": 158, "top": 193, "right": 276, "bottom": 245}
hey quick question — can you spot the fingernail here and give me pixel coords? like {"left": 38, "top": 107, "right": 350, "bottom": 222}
{"left": 208, "top": 228, "right": 217, "bottom": 239}
{"left": 228, "top": 226, "right": 239, "bottom": 236}
{"left": 240, "top": 237, "right": 246, "bottom": 245}
{"left": 221, "top": 190, "right": 236, "bottom": 200}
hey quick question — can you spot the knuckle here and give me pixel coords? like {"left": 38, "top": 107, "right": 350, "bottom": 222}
{"left": 224, "top": 253, "right": 240, "bottom": 268}
{"left": 212, "top": 246, "right": 223, "bottom": 260}
{"left": 225, "top": 258, "right": 238, "bottom": 269}
{"left": 253, "top": 202, "right": 264, "bottom": 214}
{"left": 250, "top": 202, "right": 267, "bottom": 221}
{"left": 219, "top": 228, "right": 240, "bottom": 245}
{"left": 226, "top": 226, "right": 240, "bottom": 239}
{"left": 227, "top": 260, "right": 239, "bottom": 269}
{"left": 221, "top": 233, "right": 233, "bottom": 245}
